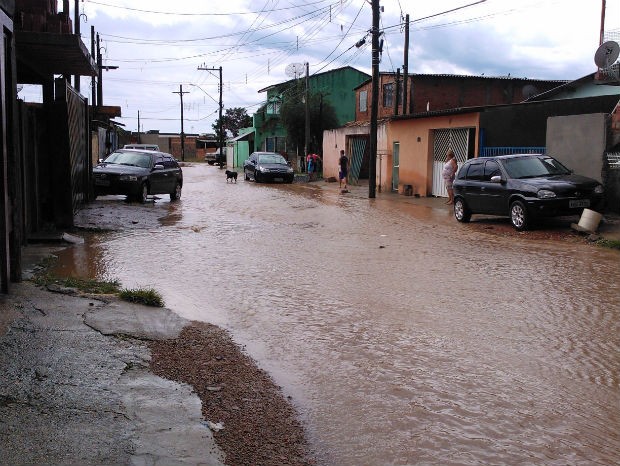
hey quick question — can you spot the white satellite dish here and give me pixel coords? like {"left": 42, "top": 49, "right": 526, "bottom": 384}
{"left": 594, "top": 41, "right": 620, "bottom": 68}
{"left": 285, "top": 63, "right": 305, "bottom": 79}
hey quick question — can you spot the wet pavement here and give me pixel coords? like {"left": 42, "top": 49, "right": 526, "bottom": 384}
{"left": 0, "top": 278, "right": 225, "bottom": 465}
{"left": 12, "top": 163, "right": 620, "bottom": 465}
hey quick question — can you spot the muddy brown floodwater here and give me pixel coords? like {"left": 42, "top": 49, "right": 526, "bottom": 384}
{"left": 57, "top": 163, "right": 619, "bottom": 466}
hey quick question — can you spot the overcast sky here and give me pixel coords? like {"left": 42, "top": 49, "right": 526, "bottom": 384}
{"left": 19, "top": 0, "right": 620, "bottom": 134}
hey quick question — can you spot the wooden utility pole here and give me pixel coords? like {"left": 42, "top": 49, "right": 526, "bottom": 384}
{"left": 369, "top": 0, "right": 380, "bottom": 198}
{"left": 198, "top": 66, "right": 224, "bottom": 167}
{"left": 173, "top": 85, "right": 189, "bottom": 161}
{"left": 74, "top": 0, "right": 80, "bottom": 91}
{"left": 600, "top": 0, "right": 606, "bottom": 46}
{"left": 402, "top": 14, "right": 409, "bottom": 115}
{"left": 304, "top": 62, "right": 310, "bottom": 168}
{"left": 91, "top": 26, "right": 96, "bottom": 106}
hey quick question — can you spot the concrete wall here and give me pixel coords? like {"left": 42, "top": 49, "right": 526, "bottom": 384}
{"left": 546, "top": 113, "right": 606, "bottom": 182}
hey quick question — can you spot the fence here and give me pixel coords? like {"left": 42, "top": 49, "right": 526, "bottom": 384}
{"left": 480, "top": 146, "right": 546, "bottom": 157}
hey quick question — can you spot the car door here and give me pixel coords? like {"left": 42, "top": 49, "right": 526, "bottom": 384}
{"left": 149, "top": 154, "right": 168, "bottom": 193}
{"left": 461, "top": 161, "right": 484, "bottom": 211}
{"left": 162, "top": 155, "right": 179, "bottom": 193}
{"left": 478, "top": 160, "right": 506, "bottom": 214}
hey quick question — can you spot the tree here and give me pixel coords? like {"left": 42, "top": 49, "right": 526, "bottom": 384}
{"left": 280, "top": 82, "right": 338, "bottom": 155}
{"left": 212, "top": 107, "right": 252, "bottom": 141}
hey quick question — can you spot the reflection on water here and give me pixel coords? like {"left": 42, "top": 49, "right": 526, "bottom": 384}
{"left": 54, "top": 164, "right": 620, "bottom": 466}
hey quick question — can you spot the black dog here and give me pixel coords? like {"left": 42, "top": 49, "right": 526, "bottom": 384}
{"left": 225, "top": 170, "right": 238, "bottom": 183}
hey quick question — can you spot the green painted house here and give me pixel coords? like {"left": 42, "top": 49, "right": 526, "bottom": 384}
{"left": 252, "top": 66, "right": 370, "bottom": 162}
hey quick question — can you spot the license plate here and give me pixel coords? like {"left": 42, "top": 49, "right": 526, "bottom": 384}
{"left": 569, "top": 199, "right": 590, "bottom": 208}
{"left": 95, "top": 179, "right": 110, "bottom": 186}
{"left": 274, "top": 177, "right": 283, "bottom": 182}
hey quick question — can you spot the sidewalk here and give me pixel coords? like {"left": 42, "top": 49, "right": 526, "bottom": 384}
{"left": 0, "top": 255, "right": 226, "bottom": 465}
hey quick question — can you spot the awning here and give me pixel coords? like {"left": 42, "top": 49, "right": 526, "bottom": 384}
{"left": 16, "top": 31, "right": 97, "bottom": 84}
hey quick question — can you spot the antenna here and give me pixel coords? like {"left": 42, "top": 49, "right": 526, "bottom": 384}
{"left": 285, "top": 63, "right": 305, "bottom": 79}
{"left": 594, "top": 41, "right": 620, "bottom": 68}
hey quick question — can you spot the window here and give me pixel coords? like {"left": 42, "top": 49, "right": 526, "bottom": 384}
{"left": 383, "top": 83, "right": 394, "bottom": 107}
{"left": 265, "top": 137, "right": 286, "bottom": 153}
{"left": 267, "top": 97, "right": 281, "bottom": 115}
{"left": 483, "top": 161, "right": 501, "bottom": 181}
{"left": 359, "top": 90, "right": 368, "bottom": 112}
{"left": 465, "top": 162, "right": 483, "bottom": 181}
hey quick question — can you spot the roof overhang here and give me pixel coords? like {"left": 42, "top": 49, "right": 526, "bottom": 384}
{"left": 16, "top": 31, "right": 97, "bottom": 84}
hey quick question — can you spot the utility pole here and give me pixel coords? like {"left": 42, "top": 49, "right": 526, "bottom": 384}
{"left": 198, "top": 66, "right": 224, "bottom": 167}
{"left": 173, "top": 85, "right": 189, "bottom": 161}
{"left": 137, "top": 111, "right": 141, "bottom": 143}
{"left": 91, "top": 26, "right": 96, "bottom": 106}
{"left": 73, "top": 0, "right": 80, "bottom": 92}
{"left": 304, "top": 62, "right": 310, "bottom": 169}
{"left": 369, "top": 0, "right": 380, "bottom": 198}
{"left": 402, "top": 13, "right": 410, "bottom": 114}
{"left": 96, "top": 32, "right": 118, "bottom": 107}
{"left": 600, "top": 0, "right": 606, "bottom": 46}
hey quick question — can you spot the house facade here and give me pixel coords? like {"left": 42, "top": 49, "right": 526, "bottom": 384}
{"left": 354, "top": 73, "right": 567, "bottom": 122}
{"left": 324, "top": 72, "right": 620, "bottom": 212}
{"left": 253, "top": 66, "right": 370, "bottom": 169}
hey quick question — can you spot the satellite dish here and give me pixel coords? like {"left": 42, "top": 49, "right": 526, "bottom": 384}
{"left": 285, "top": 63, "right": 305, "bottom": 79}
{"left": 522, "top": 84, "right": 538, "bottom": 99}
{"left": 594, "top": 41, "right": 620, "bottom": 68}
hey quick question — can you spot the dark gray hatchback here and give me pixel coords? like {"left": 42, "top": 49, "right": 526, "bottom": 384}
{"left": 452, "top": 154, "right": 604, "bottom": 230}
{"left": 93, "top": 149, "right": 183, "bottom": 203}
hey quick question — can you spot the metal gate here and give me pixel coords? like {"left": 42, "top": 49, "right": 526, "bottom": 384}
{"left": 349, "top": 136, "right": 369, "bottom": 185}
{"left": 432, "top": 128, "right": 470, "bottom": 197}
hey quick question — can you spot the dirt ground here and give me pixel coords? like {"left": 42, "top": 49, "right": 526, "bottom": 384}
{"left": 149, "top": 322, "right": 315, "bottom": 466}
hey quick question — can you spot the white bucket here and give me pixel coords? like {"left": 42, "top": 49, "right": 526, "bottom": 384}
{"left": 577, "top": 208, "right": 603, "bottom": 232}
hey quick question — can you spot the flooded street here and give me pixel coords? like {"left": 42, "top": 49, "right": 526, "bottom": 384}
{"left": 59, "top": 163, "right": 619, "bottom": 465}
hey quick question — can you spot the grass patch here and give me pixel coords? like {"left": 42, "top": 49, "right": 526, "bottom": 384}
{"left": 596, "top": 239, "right": 620, "bottom": 250}
{"left": 119, "top": 287, "right": 165, "bottom": 307}
{"left": 32, "top": 274, "right": 121, "bottom": 294}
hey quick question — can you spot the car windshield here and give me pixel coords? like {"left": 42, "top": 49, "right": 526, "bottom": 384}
{"left": 258, "top": 153, "right": 286, "bottom": 165}
{"left": 103, "top": 151, "right": 152, "bottom": 168}
{"left": 501, "top": 156, "right": 571, "bottom": 179}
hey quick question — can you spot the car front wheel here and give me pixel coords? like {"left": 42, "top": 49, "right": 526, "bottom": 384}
{"left": 170, "top": 182, "right": 182, "bottom": 201}
{"left": 254, "top": 171, "right": 261, "bottom": 183}
{"left": 138, "top": 183, "right": 148, "bottom": 203}
{"left": 510, "top": 200, "right": 529, "bottom": 230}
{"left": 454, "top": 198, "right": 471, "bottom": 223}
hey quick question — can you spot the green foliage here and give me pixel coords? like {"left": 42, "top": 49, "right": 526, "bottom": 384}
{"left": 596, "top": 239, "right": 620, "bottom": 250}
{"left": 119, "top": 287, "right": 165, "bottom": 307}
{"left": 280, "top": 82, "right": 339, "bottom": 154}
{"left": 212, "top": 107, "right": 253, "bottom": 140}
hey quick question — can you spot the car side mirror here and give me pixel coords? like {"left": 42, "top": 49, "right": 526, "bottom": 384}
{"left": 490, "top": 175, "right": 502, "bottom": 183}
{"left": 153, "top": 164, "right": 164, "bottom": 170}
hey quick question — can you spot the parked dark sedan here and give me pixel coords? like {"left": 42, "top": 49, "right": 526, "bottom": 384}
{"left": 93, "top": 149, "right": 183, "bottom": 203}
{"left": 452, "top": 154, "right": 604, "bottom": 230}
{"left": 243, "top": 151, "right": 294, "bottom": 183}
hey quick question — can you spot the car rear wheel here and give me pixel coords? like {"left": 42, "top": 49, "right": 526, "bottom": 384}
{"left": 170, "top": 182, "right": 182, "bottom": 201}
{"left": 510, "top": 200, "right": 529, "bottom": 231}
{"left": 454, "top": 198, "right": 471, "bottom": 223}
